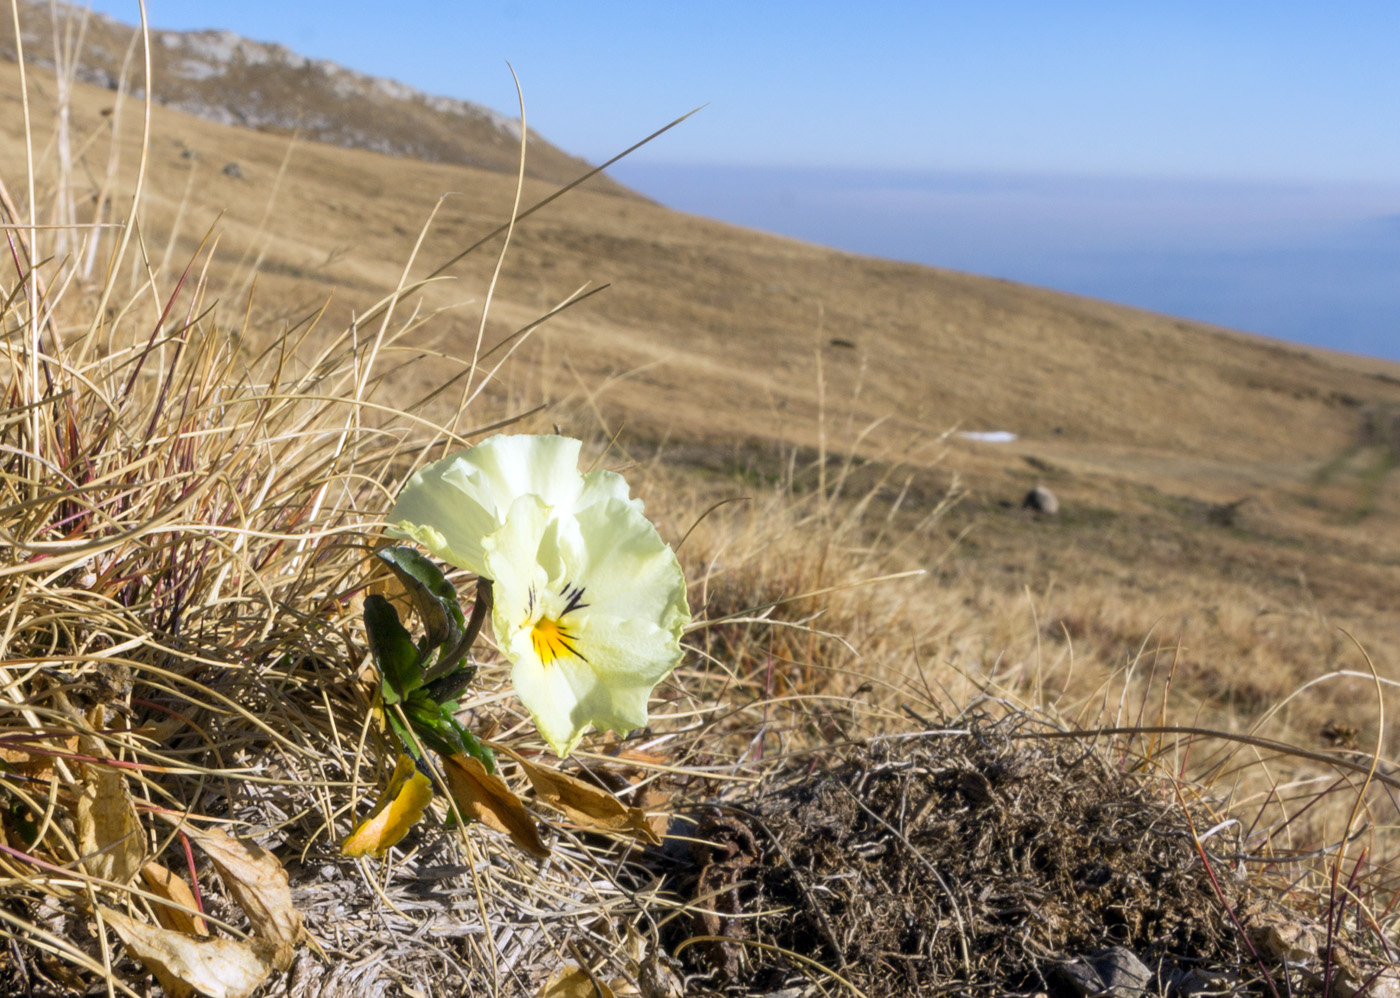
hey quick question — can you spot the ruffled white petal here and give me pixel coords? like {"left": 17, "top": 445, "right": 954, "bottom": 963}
{"left": 506, "top": 613, "right": 674, "bottom": 757}
{"left": 449, "top": 434, "right": 585, "bottom": 515}
{"left": 565, "top": 498, "right": 689, "bottom": 628}
{"left": 482, "top": 486, "right": 687, "bottom": 757}
{"left": 387, "top": 435, "right": 587, "bottom": 575}
{"left": 387, "top": 457, "right": 500, "bottom": 575}
{"left": 482, "top": 495, "right": 553, "bottom": 625}
{"left": 508, "top": 640, "right": 603, "bottom": 758}
{"left": 576, "top": 468, "right": 637, "bottom": 512}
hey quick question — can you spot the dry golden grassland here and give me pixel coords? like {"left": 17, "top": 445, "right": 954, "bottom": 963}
{"left": 3, "top": 24, "right": 1400, "bottom": 997}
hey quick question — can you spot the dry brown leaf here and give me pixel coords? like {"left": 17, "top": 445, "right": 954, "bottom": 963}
{"left": 500, "top": 746, "right": 662, "bottom": 846}
{"left": 173, "top": 823, "right": 305, "bottom": 972}
{"left": 74, "top": 760, "right": 145, "bottom": 885}
{"left": 0, "top": 733, "right": 77, "bottom": 779}
{"left": 100, "top": 906, "right": 271, "bottom": 998}
{"left": 642, "top": 789, "right": 672, "bottom": 844}
{"left": 341, "top": 753, "right": 434, "bottom": 858}
{"left": 440, "top": 753, "right": 549, "bottom": 859}
{"left": 140, "top": 861, "right": 208, "bottom": 937}
{"left": 536, "top": 965, "right": 618, "bottom": 998}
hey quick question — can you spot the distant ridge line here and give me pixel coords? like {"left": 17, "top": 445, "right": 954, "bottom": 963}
{"left": 0, "top": 0, "right": 639, "bottom": 196}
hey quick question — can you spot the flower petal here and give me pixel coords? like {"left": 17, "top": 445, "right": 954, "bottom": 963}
{"left": 387, "top": 459, "right": 500, "bottom": 576}
{"left": 388, "top": 434, "right": 688, "bottom": 759}
{"left": 486, "top": 494, "right": 687, "bottom": 756}
{"left": 388, "top": 435, "right": 587, "bottom": 575}
{"left": 482, "top": 495, "right": 555, "bottom": 615}
{"left": 576, "top": 468, "right": 637, "bottom": 511}
{"left": 509, "top": 614, "right": 679, "bottom": 757}
{"left": 565, "top": 497, "right": 689, "bottom": 629}
{"left": 509, "top": 644, "right": 616, "bottom": 758}
{"left": 341, "top": 754, "right": 434, "bottom": 858}
{"left": 452, "top": 434, "right": 586, "bottom": 513}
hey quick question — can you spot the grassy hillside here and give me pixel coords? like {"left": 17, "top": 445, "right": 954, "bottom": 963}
{"left": 6, "top": 56, "right": 1400, "bottom": 728}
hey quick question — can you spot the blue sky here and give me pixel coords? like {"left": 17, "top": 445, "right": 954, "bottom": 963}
{"left": 75, "top": 2, "right": 1400, "bottom": 359}
{"left": 78, "top": 2, "right": 1400, "bottom": 182}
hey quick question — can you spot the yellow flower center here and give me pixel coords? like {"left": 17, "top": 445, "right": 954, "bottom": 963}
{"left": 524, "top": 582, "right": 589, "bottom": 666}
{"left": 530, "top": 616, "right": 582, "bottom": 665}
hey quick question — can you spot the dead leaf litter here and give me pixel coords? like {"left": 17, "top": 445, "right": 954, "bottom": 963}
{"left": 654, "top": 716, "right": 1360, "bottom": 998}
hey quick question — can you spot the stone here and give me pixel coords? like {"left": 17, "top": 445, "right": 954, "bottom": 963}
{"left": 1049, "top": 958, "right": 1104, "bottom": 997}
{"left": 1024, "top": 484, "right": 1060, "bottom": 515}
{"left": 1092, "top": 947, "right": 1153, "bottom": 994}
{"left": 1051, "top": 947, "right": 1154, "bottom": 997}
{"left": 1170, "top": 966, "right": 1242, "bottom": 997}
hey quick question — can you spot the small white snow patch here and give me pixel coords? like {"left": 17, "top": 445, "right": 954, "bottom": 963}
{"left": 958, "top": 431, "right": 1018, "bottom": 443}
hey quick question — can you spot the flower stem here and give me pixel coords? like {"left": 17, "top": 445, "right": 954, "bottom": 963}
{"left": 430, "top": 577, "right": 494, "bottom": 686}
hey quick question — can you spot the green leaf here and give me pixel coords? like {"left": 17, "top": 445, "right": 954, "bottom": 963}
{"left": 385, "top": 708, "right": 423, "bottom": 760}
{"left": 377, "top": 546, "right": 464, "bottom": 653}
{"left": 424, "top": 665, "right": 477, "bottom": 705}
{"left": 402, "top": 693, "right": 466, "bottom": 758}
{"left": 364, "top": 594, "right": 423, "bottom": 705}
{"left": 429, "top": 699, "right": 496, "bottom": 773}
{"left": 399, "top": 694, "right": 496, "bottom": 774}
{"left": 458, "top": 726, "right": 497, "bottom": 774}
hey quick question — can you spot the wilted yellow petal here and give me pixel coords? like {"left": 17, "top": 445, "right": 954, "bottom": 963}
{"left": 100, "top": 906, "right": 271, "bottom": 998}
{"left": 536, "top": 965, "right": 619, "bottom": 998}
{"left": 499, "top": 745, "right": 661, "bottom": 846}
{"left": 342, "top": 754, "right": 434, "bottom": 859}
{"left": 440, "top": 753, "right": 549, "bottom": 859}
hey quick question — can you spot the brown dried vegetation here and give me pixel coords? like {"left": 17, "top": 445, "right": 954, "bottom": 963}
{"left": 665, "top": 717, "right": 1255, "bottom": 996}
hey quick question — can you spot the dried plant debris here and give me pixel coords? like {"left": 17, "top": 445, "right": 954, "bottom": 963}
{"left": 658, "top": 716, "right": 1374, "bottom": 998}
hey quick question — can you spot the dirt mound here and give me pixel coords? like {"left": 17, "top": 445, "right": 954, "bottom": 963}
{"left": 662, "top": 716, "right": 1265, "bottom": 997}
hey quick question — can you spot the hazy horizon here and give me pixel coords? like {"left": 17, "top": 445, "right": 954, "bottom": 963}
{"left": 610, "top": 161, "right": 1400, "bottom": 362}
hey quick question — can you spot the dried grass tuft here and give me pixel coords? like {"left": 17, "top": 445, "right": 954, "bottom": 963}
{"left": 0, "top": 13, "right": 693, "bottom": 996}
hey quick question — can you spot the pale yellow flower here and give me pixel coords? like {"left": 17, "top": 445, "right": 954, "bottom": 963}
{"left": 388, "top": 435, "right": 688, "bottom": 756}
